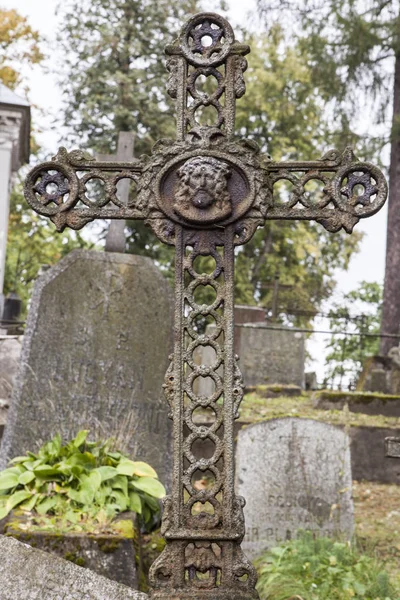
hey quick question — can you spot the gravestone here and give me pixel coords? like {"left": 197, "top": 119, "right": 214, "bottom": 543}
{"left": 235, "top": 418, "right": 354, "bottom": 559}
{"left": 0, "top": 535, "right": 148, "bottom": 600}
{"left": 0, "top": 336, "right": 22, "bottom": 403}
{"left": 236, "top": 324, "right": 305, "bottom": 388}
{"left": 0, "top": 250, "right": 173, "bottom": 487}
{"left": 234, "top": 305, "right": 266, "bottom": 324}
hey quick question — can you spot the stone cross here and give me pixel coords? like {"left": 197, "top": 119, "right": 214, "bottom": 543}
{"left": 95, "top": 131, "right": 135, "bottom": 252}
{"left": 23, "top": 13, "right": 388, "bottom": 600}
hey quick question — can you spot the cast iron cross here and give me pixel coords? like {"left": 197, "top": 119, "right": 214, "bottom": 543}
{"left": 24, "top": 13, "right": 387, "bottom": 600}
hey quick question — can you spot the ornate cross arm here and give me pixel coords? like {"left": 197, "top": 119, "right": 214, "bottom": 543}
{"left": 24, "top": 140, "right": 387, "bottom": 237}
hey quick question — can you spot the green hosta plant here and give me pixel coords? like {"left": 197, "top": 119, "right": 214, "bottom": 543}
{"left": 255, "top": 533, "right": 397, "bottom": 600}
{"left": 0, "top": 430, "right": 165, "bottom": 528}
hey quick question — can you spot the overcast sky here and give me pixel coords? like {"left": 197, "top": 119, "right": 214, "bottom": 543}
{"left": 3, "top": 0, "right": 391, "bottom": 379}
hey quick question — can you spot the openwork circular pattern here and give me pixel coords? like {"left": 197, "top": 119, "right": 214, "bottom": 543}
{"left": 181, "top": 13, "right": 235, "bottom": 67}
{"left": 25, "top": 163, "right": 78, "bottom": 216}
{"left": 181, "top": 245, "right": 228, "bottom": 529}
{"left": 333, "top": 163, "right": 388, "bottom": 216}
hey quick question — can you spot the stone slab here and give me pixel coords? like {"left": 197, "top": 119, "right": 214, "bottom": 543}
{"left": 235, "top": 418, "right": 354, "bottom": 559}
{"left": 0, "top": 250, "right": 173, "bottom": 488}
{"left": 5, "top": 527, "right": 137, "bottom": 589}
{"left": 236, "top": 324, "right": 305, "bottom": 388}
{"left": 0, "top": 535, "right": 147, "bottom": 599}
{"left": 234, "top": 304, "right": 266, "bottom": 324}
{"left": 313, "top": 390, "right": 400, "bottom": 417}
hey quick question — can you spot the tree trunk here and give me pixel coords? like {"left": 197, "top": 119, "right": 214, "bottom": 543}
{"left": 380, "top": 46, "right": 400, "bottom": 355}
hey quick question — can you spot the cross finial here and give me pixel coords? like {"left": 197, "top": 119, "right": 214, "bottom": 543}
{"left": 165, "top": 13, "right": 249, "bottom": 140}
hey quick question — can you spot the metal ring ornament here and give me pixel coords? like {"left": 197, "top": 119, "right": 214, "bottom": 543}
{"left": 333, "top": 162, "right": 388, "bottom": 217}
{"left": 292, "top": 171, "right": 332, "bottom": 209}
{"left": 109, "top": 172, "right": 139, "bottom": 208}
{"left": 78, "top": 171, "right": 112, "bottom": 208}
{"left": 185, "top": 405, "right": 223, "bottom": 435}
{"left": 183, "top": 463, "right": 222, "bottom": 497}
{"left": 24, "top": 162, "right": 78, "bottom": 216}
{"left": 183, "top": 495, "right": 222, "bottom": 529}
{"left": 180, "top": 13, "right": 235, "bottom": 67}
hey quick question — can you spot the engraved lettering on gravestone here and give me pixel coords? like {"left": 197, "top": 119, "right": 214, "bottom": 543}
{"left": 22, "top": 11, "right": 388, "bottom": 600}
{"left": 89, "top": 271, "right": 124, "bottom": 318}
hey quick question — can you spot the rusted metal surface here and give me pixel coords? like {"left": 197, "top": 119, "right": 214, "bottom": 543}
{"left": 24, "top": 12, "right": 388, "bottom": 600}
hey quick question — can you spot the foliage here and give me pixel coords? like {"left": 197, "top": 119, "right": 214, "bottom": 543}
{"left": 57, "top": 0, "right": 200, "bottom": 156}
{"left": 0, "top": 8, "right": 43, "bottom": 90}
{"left": 255, "top": 532, "right": 397, "bottom": 600}
{"left": 0, "top": 430, "right": 166, "bottom": 530}
{"left": 256, "top": 0, "right": 398, "bottom": 139}
{"left": 324, "top": 281, "right": 383, "bottom": 386}
{"left": 255, "top": 0, "right": 398, "bottom": 348}
{"left": 234, "top": 30, "right": 361, "bottom": 321}
{"left": 4, "top": 183, "right": 91, "bottom": 317}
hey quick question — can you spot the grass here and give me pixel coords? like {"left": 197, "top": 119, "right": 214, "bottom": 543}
{"left": 239, "top": 390, "right": 400, "bottom": 429}
{"left": 255, "top": 532, "right": 398, "bottom": 600}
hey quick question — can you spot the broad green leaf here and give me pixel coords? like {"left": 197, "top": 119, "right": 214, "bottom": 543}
{"left": 73, "top": 430, "right": 89, "bottom": 448}
{"left": 129, "top": 491, "right": 142, "bottom": 514}
{"left": 132, "top": 477, "right": 166, "bottom": 498}
{"left": 0, "top": 505, "right": 8, "bottom": 520}
{"left": 67, "top": 452, "right": 96, "bottom": 468}
{"left": 18, "top": 471, "right": 35, "bottom": 485}
{"left": 107, "top": 452, "right": 121, "bottom": 460}
{"left": 6, "top": 490, "right": 32, "bottom": 512}
{"left": 111, "top": 475, "right": 128, "bottom": 497}
{"left": 33, "top": 465, "right": 61, "bottom": 477}
{"left": 9, "top": 456, "right": 30, "bottom": 464}
{"left": 36, "top": 496, "right": 59, "bottom": 515}
{"left": 116, "top": 459, "right": 136, "bottom": 476}
{"left": 111, "top": 489, "right": 128, "bottom": 511}
{"left": 19, "top": 494, "right": 39, "bottom": 512}
{"left": 96, "top": 466, "right": 119, "bottom": 482}
{"left": 0, "top": 469, "right": 19, "bottom": 490}
{"left": 88, "top": 470, "right": 102, "bottom": 491}
{"left": 130, "top": 461, "right": 157, "bottom": 478}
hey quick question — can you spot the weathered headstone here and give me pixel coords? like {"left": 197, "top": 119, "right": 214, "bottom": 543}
{"left": 0, "top": 250, "right": 173, "bottom": 487}
{"left": 0, "top": 535, "right": 148, "bottom": 600}
{"left": 236, "top": 324, "right": 305, "bottom": 388}
{"left": 235, "top": 418, "right": 354, "bottom": 559}
{"left": 0, "top": 336, "right": 22, "bottom": 404}
{"left": 234, "top": 304, "right": 266, "bottom": 324}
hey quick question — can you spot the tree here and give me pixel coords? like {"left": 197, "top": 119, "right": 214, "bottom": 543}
{"left": 57, "top": 0, "right": 199, "bottom": 156}
{"left": 233, "top": 29, "right": 361, "bottom": 321}
{"left": 256, "top": 0, "right": 400, "bottom": 352}
{"left": 0, "top": 8, "right": 43, "bottom": 90}
{"left": 324, "top": 281, "right": 382, "bottom": 387}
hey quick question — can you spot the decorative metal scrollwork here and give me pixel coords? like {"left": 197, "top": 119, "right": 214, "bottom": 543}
{"left": 23, "top": 11, "right": 388, "bottom": 600}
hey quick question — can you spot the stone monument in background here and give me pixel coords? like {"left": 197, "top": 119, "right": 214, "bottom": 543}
{"left": 0, "top": 250, "right": 173, "bottom": 487}
{"left": 236, "top": 324, "right": 305, "bottom": 388}
{"left": 236, "top": 417, "right": 354, "bottom": 559}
